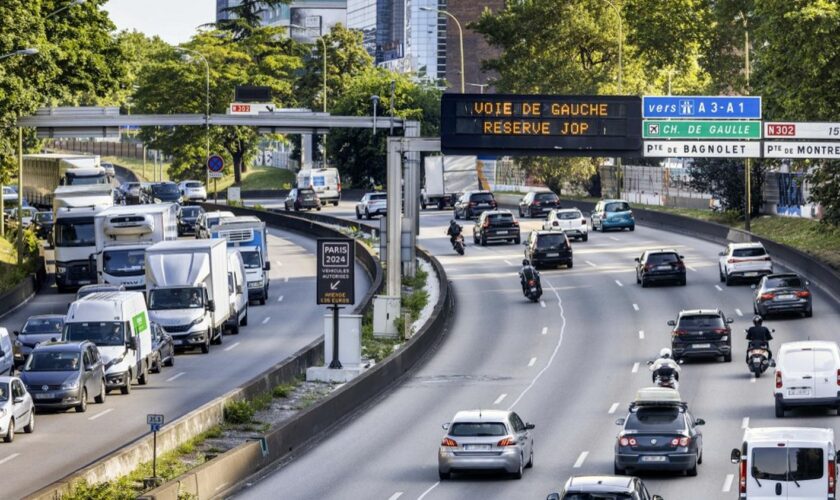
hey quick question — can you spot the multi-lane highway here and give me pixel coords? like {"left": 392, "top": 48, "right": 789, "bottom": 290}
{"left": 235, "top": 201, "right": 840, "bottom": 500}
{"left": 0, "top": 226, "right": 369, "bottom": 499}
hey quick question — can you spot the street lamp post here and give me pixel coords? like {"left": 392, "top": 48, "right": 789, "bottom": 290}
{"left": 602, "top": 0, "right": 623, "bottom": 197}
{"left": 44, "top": 0, "right": 85, "bottom": 20}
{"left": 466, "top": 83, "right": 488, "bottom": 94}
{"left": 421, "top": 7, "right": 464, "bottom": 93}
{"left": 737, "top": 11, "right": 752, "bottom": 232}
{"left": 174, "top": 47, "right": 211, "bottom": 200}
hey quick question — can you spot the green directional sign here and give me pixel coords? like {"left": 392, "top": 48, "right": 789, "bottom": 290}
{"left": 643, "top": 120, "right": 762, "bottom": 139}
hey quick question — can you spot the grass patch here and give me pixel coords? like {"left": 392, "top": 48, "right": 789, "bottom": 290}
{"left": 0, "top": 229, "right": 39, "bottom": 294}
{"left": 223, "top": 400, "right": 255, "bottom": 425}
{"left": 272, "top": 382, "right": 297, "bottom": 399}
{"left": 102, "top": 156, "right": 169, "bottom": 182}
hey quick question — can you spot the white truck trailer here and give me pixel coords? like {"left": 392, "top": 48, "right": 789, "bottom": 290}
{"left": 94, "top": 203, "right": 179, "bottom": 290}
{"left": 145, "top": 239, "right": 230, "bottom": 353}
{"left": 421, "top": 156, "right": 481, "bottom": 210}
{"left": 24, "top": 153, "right": 107, "bottom": 208}
{"left": 210, "top": 217, "right": 270, "bottom": 305}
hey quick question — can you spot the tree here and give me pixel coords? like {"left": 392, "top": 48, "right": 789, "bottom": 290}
{"left": 217, "top": 0, "right": 291, "bottom": 41}
{"left": 807, "top": 161, "right": 840, "bottom": 226}
{"left": 688, "top": 158, "right": 767, "bottom": 215}
{"left": 518, "top": 157, "right": 597, "bottom": 196}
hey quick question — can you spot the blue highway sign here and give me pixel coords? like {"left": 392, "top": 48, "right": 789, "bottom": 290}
{"left": 642, "top": 96, "right": 761, "bottom": 120}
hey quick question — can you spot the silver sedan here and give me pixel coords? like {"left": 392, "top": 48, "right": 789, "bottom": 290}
{"left": 0, "top": 376, "right": 35, "bottom": 442}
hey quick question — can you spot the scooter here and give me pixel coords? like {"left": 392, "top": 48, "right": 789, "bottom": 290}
{"left": 744, "top": 328, "right": 776, "bottom": 377}
{"left": 523, "top": 277, "right": 542, "bottom": 302}
{"left": 452, "top": 234, "right": 465, "bottom": 255}
{"left": 648, "top": 362, "right": 680, "bottom": 390}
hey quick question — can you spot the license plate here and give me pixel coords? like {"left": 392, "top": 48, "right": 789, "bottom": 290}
{"left": 546, "top": 253, "right": 559, "bottom": 257}
{"left": 657, "top": 265, "right": 671, "bottom": 270}
{"left": 745, "top": 272, "right": 758, "bottom": 277}
{"left": 693, "top": 343, "right": 712, "bottom": 349}
{"left": 78, "top": 280, "right": 91, "bottom": 285}
{"left": 641, "top": 456, "right": 667, "bottom": 462}
{"left": 464, "top": 444, "right": 491, "bottom": 451}
{"left": 175, "top": 339, "right": 185, "bottom": 345}
{"left": 776, "top": 294, "right": 795, "bottom": 301}
{"left": 496, "top": 231, "right": 508, "bottom": 235}
{"left": 34, "top": 393, "right": 54, "bottom": 400}
{"left": 788, "top": 388, "right": 811, "bottom": 396}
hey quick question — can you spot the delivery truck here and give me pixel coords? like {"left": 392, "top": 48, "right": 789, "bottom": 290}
{"left": 210, "top": 216, "right": 270, "bottom": 305}
{"left": 24, "top": 153, "right": 107, "bottom": 208}
{"left": 421, "top": 156, "right": 481, "bottom": 210}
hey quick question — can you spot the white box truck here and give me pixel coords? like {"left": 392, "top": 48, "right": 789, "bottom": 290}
{"left": 421, "top": 156, "right": 480, "bottom": 210}
{"left": 64, "top": 291, "right": 153, "bottom": 394}
{"left": 53, "top": 185, "right": 115, "bottom": 292}
{"left": 145, "top": 239, "right": 230, "bottom": 353}
{"left": 24, "top": 153, "right": 107, "bottom": 208}
{"left": 297, "top": 167, "right": 341, "bottom": 206}
{"left": 94, "top": 203, "right": 179, "bottom": 290}
{"left": 211, "top": 216, "right": 271, "bottom": 305}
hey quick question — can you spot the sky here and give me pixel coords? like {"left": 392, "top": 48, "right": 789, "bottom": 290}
{"left": 104, "top": 0, "right": 216, "bottom": 45}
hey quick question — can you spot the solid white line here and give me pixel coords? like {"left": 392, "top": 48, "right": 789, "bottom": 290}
{"left": 284, "top": 276, "right": 289, "bottom": 283}
{"left": 632, "top": 303, "right": 640, "bottom": 311}
{"left": 504, "top": 259, "right": 512, "bottom": 266}
{"left": 541, "top": 327, "right": 548, "bottom": 335}
{"left": 262, "top": 316, "right": 271, "bottom": 324}
{"left": 89, "top": 408, "right": 113, "bottom": 421}
{"left": 573, "top": 451, "right": 589, "bottom": 468}
{"left": 417, "top": 482, "right": 440, "bottom": 500}
{"left": 166, "top": 371, "right": 186, "bottom": 382}
{"left": 632, "top": 362, "right": 640, "bottom": 373}
{"left": 715, "top": 285, "right": 723, "bottom": 291}
{"left": 540, "top": 300, "right": 546, "bottom": 308}
{"left": 586, "top": 260, "right": 597, "bottom": 268}
{"left": 687, "top": 265, "right": 697, "bottom": 272}
{"left": 388, "top": 493, "right": 403, "bottom": 500}
{"left": 742, "top": 417, "right": 750, "bottom": 429}
{"left": 224, "top": 342, "right": 241, "bottom": 352}
{"left": 277, "top": 295, "right": 284, "bottom": 302}
{"left": 494, "top": 393, "right": 507, "bottom": 405}
{"left": 736, "top": 308, "right": 743, "bottom": 317}
{"left": 0, "top": 453, "right": 20, "bottom": 465}
{"left": 639, "top": 330, "right": 645, "bottom": 339}
{"left": 608, "top": 402, "right": 620, "bottom": 414}
{"left": 528, "top": 357, "right": 537, "bottom": 367}
{"left": 615, "top": 279, "right": 623, "bottom": 287}
{"left": 722, "top": 474, "right": 735, "bottom": 493}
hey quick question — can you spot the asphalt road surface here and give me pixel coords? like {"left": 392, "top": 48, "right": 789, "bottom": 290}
{"left": 0, "top": 227, "right": 370, "bottom": 499}
{"left": 236, "top": 201, "right": 840, "bottom": 500}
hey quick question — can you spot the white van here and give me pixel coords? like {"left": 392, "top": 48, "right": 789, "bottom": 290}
{"left": 225, "top": 249, "right": 249, "bottom": 334}
{"left": 731, "top": 427, "right": 837, "bottom": 499}
{"left": 774, "top": 341, "right": 840, "bottom": 418}
{"left": 64, "top": 291, "right": 153, "bottom": 394}
{"left": 297, "top": 168, "right": 341, "bottom": 206}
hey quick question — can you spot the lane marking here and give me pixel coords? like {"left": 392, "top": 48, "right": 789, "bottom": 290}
{"left": 504, "top": 259, "right": 512, "bottom": 266}
{"left": 89, "top": 408, "right": 113, "bottom": 421}
{"left": 632, "top": 362, "right": 640, "bottom": 373}
{"left": 528, "top": 357, "right": 537, "bottom": 367}
{"left": 638, "top": 330, "right": 645, "bottom": 339}
{"left": 540, "top": 300, "right": 546, "bottom": 308}
{"left": 388, "top": 493, "right": 403, "bottom": 500}
{"left": 687, "top": 265, "right": 697, "bottom": 272}
{"left": 632, "top": 303, "right": 640, "bottom": 311}
{"left": 609, "top": 236, "right": 620, "bottom": 241}
{"left": 722, "top": 474, "right": 735, "bottom": 493}
{"left": 494, "top": 393, "right": 507, "bottom": 405}
{"left": 573, "top": 451, "right": 589, "bottom": 468}
{"left": 615, "top": 280, "right": 623, "bottom": 287}
{"left": 224, "top": 342, "right": 241, "bottom": 352}
{"left": 417, "top": 482, "right": 440, "bottom": 500}
{"left": 275, "top": 261, "right": 283, "bottom": 267}
{"left": 166, "top": 372, "right": 186, "bottom": 382}
{"left": 585, "top": 260, "right": 597, "bottom": 268}
{"left": 742, "top": 417, "right": 750, "bottom": 429}
{"left": 0, "top": 453, "right": 20, "bottom": 465}
{"left": 262, "top": 316, "right": 271, "bottom": 324}
{"left": 541, "top": 327, "right": 548, "bottom": 335}
{"left": 284, "top": 276, "right": 289, "bottom": 283}
{"left": 277, "top": 295, "right": 284, "bottom": 303}
{"left": 715, "top": 285, "right": 723, "bottom": 291}
{"left": 608, "top": 402, "right": 619, "bottom": 414}
{"left": 750, "top": 376, "right": 756, "bottom": 384}
{"left": 736, "top": 308, "right": 743, "bottom": 317}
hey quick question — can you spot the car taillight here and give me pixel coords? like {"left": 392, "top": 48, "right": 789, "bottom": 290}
{"left": 713, "top": 328, "right": 728, "bottom": 335}
{"left": 673, "top": 329, "right": 688, "bottom": 336}
{"left": 776, "top": 370, "right": 783, "bottom": 388}
{"left": 469, "top": 202, "right": 477, "bottom": 206}
{"left": 644, "top": 264, "right": 653, "bottom": 271}
{"left": 528, "top": 280, "right": 535, "bottom": 286}
{"left": 491, "top": 201, "right": 497, "bottom": 208}
{"left": 760, "top": 293, "right": 775, "bottom": 301}
{"left": 728, "top": 258, "right": 737, "bottom": 264}
{"left": 764, "top": 256, "right": 772, "bottom": 261}
{"left": 581, "top": 218, "right": 587, "bottom": 224}
{"left": 836, "top": 369, "right": 840, "bottom": 386}
{"left": 739, "top": 459, "right": 747, "bottom": 494}
{"left": 619, "top": 437, "right": 637, "bottom": 447}
{"left": 497, "top": 437, "right": 516, "bottom": 447}
{"left": 337, "top": 182, "right": 341, "bottom": 191}
{"left": 796, "top": 290, "right": 811, "bottom": 298}
{"left": 671, "top": 437, "right": 691, "bottom": 447}
{"left": 676, "top": 261, "right": 685, "bottom": 269}
{"left": 441, "top": 437, "right": 458, "bottom": 447}
{"left": 829, "top": 459, "right": 836, "bottom": 494}
{"left": 512, "top": 220, "right": 519, "bottom": 226}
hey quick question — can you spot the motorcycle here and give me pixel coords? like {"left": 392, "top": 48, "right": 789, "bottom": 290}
{"left": 523, "top": 277, "right": 542, "bottom": 302}
{"left": 647, "top": 360, "right": 682, "bottom": 390}
{"left": 452, "top": 234, "right": 465, "bottom": 255}
{"left": 745, "top": 328, "right": 776, "bottom": 377}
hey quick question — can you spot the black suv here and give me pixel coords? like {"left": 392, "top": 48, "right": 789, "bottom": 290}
{"left": 753, "top": 273, "right": 813, "bottom": 318}
{"left": 547, "top": 475, "right": 663, "bottom": 500}
{"left": 142, "top": 182, "right": 181, "bottom": 204}
{"left": 472, "top": 210, "right": 520, "bottom": 245}
{"left": 635, "top": 249, "right": 686, "bottom": 287}
{"left": 20, "top": 340, "right": 106, "bottom": 412}
{"left": 518, "top": 191, "right": 560, "bottom": 218}
{"left": 454, "top": 190, "right": 497, "bottom": 220}
{"left": 284, "top": 188, "right": 322, "bottom": 211}
{"left": 177, "top": 205, "right": 204, "bottom": 236}
{"left": 668, "top": 309, "right": 733, "bottom": 362}
{"left": 524, "top": 230, "right": 573, "bottom": 268}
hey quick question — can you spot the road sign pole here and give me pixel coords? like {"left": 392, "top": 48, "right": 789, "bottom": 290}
{"left": 153, "top": 427, "right": 157, "bottom": 479}
{"left": 329, "top": 304, "right": 343, "bottom": 369}
{"left": 745, "top": 157, "right": 751, "bottom": 233}
{"left": 214, "top": 178, "right": 218, "bottom": 204}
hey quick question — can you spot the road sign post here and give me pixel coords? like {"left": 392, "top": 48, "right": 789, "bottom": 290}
{"left": 317, "top": 239, "right": 355, "bottom": 369}
{"left": 146, "top": 414, "right": 164, "bottom": 486}
{"left": 207, "top": 154, "right": 224, "bottom": 204}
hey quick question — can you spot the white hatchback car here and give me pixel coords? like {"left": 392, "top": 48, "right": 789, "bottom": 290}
{"left": 0, "top": 376, "right": 35, "bottom": 442}
{"left": 719, "top": 242, "right": 773, "bottom": 285}
{"left": 774, "top": 341, "right": 840, "bottom": 418}
{"left": 543, "top": 208, "right": 588, "bottom": 241}
{"left": 179, "top": 180, "right": 207, "bottom": 203}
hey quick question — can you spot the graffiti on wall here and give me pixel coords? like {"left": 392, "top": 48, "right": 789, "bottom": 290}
{"left": 777, "top": 173, "right": 805, "bottom": 216}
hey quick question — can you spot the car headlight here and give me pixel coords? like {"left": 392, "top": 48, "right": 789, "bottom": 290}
{"left": 721, "top": 336, "right": 729, "bottom": 341}
{"left": 190, "top": 316, "right": 204, "bottom": 327}
{"left": 61, "top": 380, "right": 80, "bottom": 390}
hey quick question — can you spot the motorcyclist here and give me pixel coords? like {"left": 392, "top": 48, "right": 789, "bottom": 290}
{"left": 745, "top": 315, "right": 774, "bottom": 363}
{"left": 519, "top": 259, "right": 542, "bottom": 295}
{"left": 650, "top": 347, "right": 681, "bottom": 384}
{"left": 446, "top": 220, "right": 463, "bottom": 246}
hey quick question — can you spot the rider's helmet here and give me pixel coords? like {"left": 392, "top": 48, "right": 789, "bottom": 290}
{"left": 522, "top": 259, "right": 529, "bottom": 267}
{"left": 659, "top": 347, "right": 672, "bottom": 359}
{"left": 753, "top": 315, "right": 763, "bottom": 326}
{"left": 450, "top": 219, "right": 456, "bottom": 225}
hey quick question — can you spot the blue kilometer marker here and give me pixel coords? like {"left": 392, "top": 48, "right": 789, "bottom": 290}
{"left": 642, "top": 96, "right": 762, "bottom": 120}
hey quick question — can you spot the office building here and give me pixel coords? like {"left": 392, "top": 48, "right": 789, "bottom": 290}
{"left": 444, "top": 0, "right": 500, "bottom": 92}
{"left": 217, "top": 0, "right": 347, "bottom": 42}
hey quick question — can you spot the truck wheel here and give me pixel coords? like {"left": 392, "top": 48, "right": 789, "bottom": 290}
{"left": 438, "top": 199, "right": 445, "bottom": 210}
{"left": 212, "top": 327, "right": 223, "bottom": 345}
{"left": 241, "top": 309, "right": 248, "bottom": 326}
{"left": 333, "top": 201, "right": 339, "bottom": 207}
{"left": 231, "top": 321, "right": 240, "bottom": 335}
{"left": 138, "top": 363, "right": 148, "bottom": 385}
{"left": 121, "top": 373, "right": 132, "bottom": 394}
{"left": 200, "top": 336, "right": 210, "bottom": 354}
{"left": 95, "top": 380, "right": 106, "bottom": 403}
{"left": 421, "top": 201, "right": 427, "bottom": 210}
{"left": 355, "top": 208, "right": 361, "bottom": 219}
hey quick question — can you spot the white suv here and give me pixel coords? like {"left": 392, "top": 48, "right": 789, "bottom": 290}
{"left": 179, "top": 180, "right": 207, "bottom": 203}
{"left": 355, "top": 192, "right": 387, "bottom": 219}
{"left": 719, "top": 242, "right": 773, "bottom": 285}
{"left": 543, "top": 208, "right": 588, "bottom": 241}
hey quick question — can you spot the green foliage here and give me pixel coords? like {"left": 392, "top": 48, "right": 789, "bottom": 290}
{"left": 518, "top": 157, "right": 597, "bottom": 196}
{"left": 272, "top": 383, "right": 296, "bottom": 399}
{"left": 216, "top": 0, "right": 291, "bottom": 41}
{"left": 807, "top": 160, "right": 840, "bottom": 226}
{"left": 224, "top": 400, "right": 255, "bottom": 424}
{"left": 687, "top": 158, "right": 767, "bottom": 215}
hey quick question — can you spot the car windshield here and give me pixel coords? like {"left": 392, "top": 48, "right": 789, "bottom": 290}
{"left": 181, "top": 207, "right": 201, "bottom": 217}
{"left": 23, "top": 317, "right": 64, "bottom": 335}
{"left": 752, "top": 448, "right": 823, "bottom": 482}
{"left": 25, "top": 351, "right": 80, "bottom": 372}
{"left": 647, "top": 253, "right": 680, "bottom": 265}
{"left": 449, "top": 422, "right": 508, "bottom": 437}
{"left": 35, "top": 212, "right": 53, "bottom": 222}
{"left": 55, "top": 218, "right": 96, "bottom": 247}
{"left": 563, "top": 494, "right": 633, "bottom": 500}
{"left": 471, "top": 193, "right": 494, "bottom": 203}
{"left": 152, "top": 184, "right": 179, "bottom": 196}
{"left": 65, "top": 322, "right": 126, "bottom": 346}
{"left": 67, "top": 174, "right": 109, "bottom": 185}
{"left": 535, "top": 193, "right": 558, "bottom": 202}
{"left": 765, "top": 276, "right": 803, "bottom": 289}
{"left": 605, "top": 202, "right": 630, "bottom": 213}
{"left": 206, "top": 216, "right": 221, "bottom": 227}
{"left": 677, "top": 314, "right": 725, "bottom": 329}
{"left": 103, "top": 248, "right": 146, "bottom": 276}
{"left": 185, "top": 182, "right": 202, "bottom": 188}
{"left": 488, "top": 213, "right": 514, "bottom": 225}
{"left": 241, "top": 251, "right": 263, "bottom": 269}
{"left": 0, "top": 382, "right": 9, "bottom": 401}
{"left": 733, "top": 247, "right": 766, "bottom": 257}
{"left": 625, "top": 407, "right": 684, "bottom": 432}
{"left": 148, "top": 288, "right": 204, "bottom": 310}
{"left": 537, "top": 234, "right": 567, "bottom": 249}
{"left": 369, "top": 193, "right": 386, "bottom": 201}
{"left": 558, "top": 211, "right": 582, "bottom": 220}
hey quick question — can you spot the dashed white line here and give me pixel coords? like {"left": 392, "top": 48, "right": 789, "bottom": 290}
{"left": 388, "top": 493, "right": 403, "bottom": 500}
{"left": 275, "top": 261, "right": 283, "bottom": 267}
{"left": 638, "top": 330, "right": 645, "bottom": 339}
{"left": 615, "top": 280, "right": 623, "bottom": 287}
{"left": 608, "top": 402, "right": 620, "bottom": 414}
{"left": 632, "top": 303, "right": 640, "bottom": 311}
{"left": 573, "top": 451, "right": 589, "bottom": 468}
{"left": 89, "top": 408, "right": 113, "bottom": 421}
{"left": 277, "top": 295, "right": 284, "bottom": 303}
{"left": 504, "top": 259, "right": 512, "bottom": 266}
{"left": 528, "top": 357, "right": 537, "bottom": 367}
{"left": 417, "top": 482, "right": 440, "bottom": 500}
{"left": 224, "top": 342, "right": 241, "bottom": 352}
{"left": 609, "top": 236, "right": 620, "bottom": 241}
{"left": 736, "top": 308, "right": 743, "bottom": 317}
{"left": 742, "top": 417, "right": 750, "bottom": 429}
{"left": 632, "top": 362, "right": 640, "bottom": 373}
{"left": 687, "top": 265, "right": 697, "bottom": 272}
{"left": 0, "top": 453, "right": 20, "bottom": 465}
{"left": 262, "top": 316, "right": 271, "bottom": 324}
{"left": 715, "top": 285, "right": 723, "bottom": 291}
{"left": 586, "top": 260, "right": 597, "bottom": 268}
{"left": 541, "top": 327, "right": 548, "bottom": 335}
{"left": 284, "top": 276, "right": 289, "bottom": 283}
{"left": 540, "top": 300, "right": 546, "bottom": 308}
{"left": 494, "top": 393, "right": 507, "bottom": 405}
{"left": 166, "top": 372, "right": 186, "bottom": 382}
{"left": 722, "top": 474, "right": 735, "bottom": 493}
{"left": 750, "top": 376, "right": 757, "bottom": 384}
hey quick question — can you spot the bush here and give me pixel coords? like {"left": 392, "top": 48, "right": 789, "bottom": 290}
{"left": 224, "top": 400, "right": 255, "bottom": 424}
{"left": 272, "top": 383, "right": 295, "bottom": 399}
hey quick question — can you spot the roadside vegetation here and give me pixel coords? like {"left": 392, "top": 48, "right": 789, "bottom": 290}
{"left": 0, "top": 228, "right": 40, "bottom": 295}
